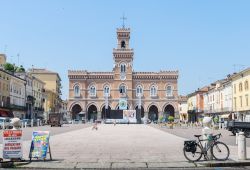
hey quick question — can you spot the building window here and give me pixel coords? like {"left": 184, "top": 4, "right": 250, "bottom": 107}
{"left": 234, "top": 97, "right": 237, "bottom": 110}
{"left": 136, "top": 85, "right": 143, "bottom": 96}
{"left": 246, "top": 95, "right": 249, "bottom": 106}
{"left": 121, "top": 40, "right": 126, "bottom": 48}
{"left": 239, "top": 83, "right": 243, "bottom": 92}
{"left": 234, "top": 84, "right": 236, "bottom": 94}
{"left": 150, "top": 85, "right": 157, "bottom": 97}
{"left": 119, "top": 84, "right": 126, "bottom": 94}
{"left": 245, "top": 81, "right": 249, "bottom": 91}
{"left": 74, "top": 85, "right": 80, "bottom": 97}
{"left": 240, "top": 96, "right": 242, "bottom": 107}
{"left": 89, "top": 86, "right": 96, "bottom": 96}
{"left": 104, "top": 85, "right": 110, "bottom": 96}
{"left": 120, "top": 63, "right": 126, "bottom": 73}
{"left": 166, "top": 85, "right": 173, "bottom": 97}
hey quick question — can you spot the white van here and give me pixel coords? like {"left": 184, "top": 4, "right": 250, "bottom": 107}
{"left": 0, "top": 117, "right": 11, "bottom": 129}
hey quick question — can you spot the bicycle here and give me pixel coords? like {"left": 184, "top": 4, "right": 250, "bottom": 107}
{"left": 183, "top": 133, "right": 230, "bottom": 162}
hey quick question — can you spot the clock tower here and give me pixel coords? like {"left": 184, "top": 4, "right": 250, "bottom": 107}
{"left": 113, "top": 27, "right": 134, "bottom": 102}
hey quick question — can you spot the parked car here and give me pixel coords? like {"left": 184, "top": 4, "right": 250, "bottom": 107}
{"left": 0, "top": 117, "right": 12, "bottom": 129}
{"left": 21, "top": 119, "right": 32, "bottom": 127}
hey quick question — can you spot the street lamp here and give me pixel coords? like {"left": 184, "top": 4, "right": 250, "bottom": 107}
{"left": 138, "top": 93, "right": 142, "bottom": 124}
{"left": 105, "top": 93, "right": 109, "bottom": 121}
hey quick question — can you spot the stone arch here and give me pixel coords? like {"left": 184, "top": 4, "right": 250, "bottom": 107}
{"left": 87, "top": 104, "right": 98, "bottom": 121}
{"left": 163, "top": 104, "right": 175, "bottom": 117}
{"left": 101, "top": 105, "right": 111, "bottom": 119}
{"left": 71, "top": 104, "right": 82, "bottom": 120}
{"left": 135, "top": 105, "right": 145, "bottom": 118}
{"left": 148, "top": 105, "right": 159, "bottom": 121}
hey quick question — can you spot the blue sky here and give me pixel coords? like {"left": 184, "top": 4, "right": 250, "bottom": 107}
{"left": 0, "top": 0, "right": 250, "bottom": 99}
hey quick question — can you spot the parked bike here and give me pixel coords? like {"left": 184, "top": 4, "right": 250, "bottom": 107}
{"left": 183, "top": 133, "right": 230, "bottom": 162}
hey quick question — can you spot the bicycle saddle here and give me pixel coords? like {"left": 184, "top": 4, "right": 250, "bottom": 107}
{"left": 194, "top": 135, "right": 202, "bottom": 137}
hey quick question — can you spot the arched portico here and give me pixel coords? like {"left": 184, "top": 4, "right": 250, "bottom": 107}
{"left": 101, "top": 105, "right": 111, "bottom": 119}
{"left": 148, "top": 105, "right": 158, "bottom": 121}
{"left": 87, "top": 105, "right": 98, "bottom": 121}
{"left": 71, "top": 104, "right": 82, "bottom": 120}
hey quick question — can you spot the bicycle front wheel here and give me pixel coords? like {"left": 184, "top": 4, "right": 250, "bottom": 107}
{"left": 212, "top": 141, "right": 230, "bottom": 161}
{"left": 183, "top": 144, "right": 203, "bottom": 162}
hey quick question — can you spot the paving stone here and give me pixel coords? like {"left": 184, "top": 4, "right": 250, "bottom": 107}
{"left": 76, "top": 162, "right": 111, "bottom": 168}
{"left": 112, "top": 162, "right": 147, "bottom": 168}
{"left": 147, "top": 162, "right": 196, "bottom": 168}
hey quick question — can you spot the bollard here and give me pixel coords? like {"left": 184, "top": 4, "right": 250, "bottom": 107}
{"left": 202, "top": 117, "right": 213, "bottom": 160}
{"left": 238, "top": 132, "right": 247, "bottom": 160}
{"left": 31, "top": 119, "right": 33, "bottom": 127}
{"left": 25, "top": 122, "right": 27, "bottom": 128}
{"left": 3, "top": 121, "right": 5, "bottom": 129}
{"left": 219, "top": 121, "right": 221, "bottom": 130}
{"left": 236, "top": 133, "right": 239, "bottom": 145}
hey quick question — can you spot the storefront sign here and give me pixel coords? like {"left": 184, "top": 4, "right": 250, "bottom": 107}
{"left": 3, "top": 130, "right": 22, "bottom": 159}
{"left": 123, "top": 110, "right": 137, "bottom": 123}
{"left": 29, "top": 131, "right": 50, "bottom": 159}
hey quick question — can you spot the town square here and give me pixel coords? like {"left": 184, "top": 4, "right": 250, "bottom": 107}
{"left": 0, "top": 0, "right": 250, "bottom": 169}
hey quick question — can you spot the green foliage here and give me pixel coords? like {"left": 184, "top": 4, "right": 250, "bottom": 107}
{"left": 168, "top": 116, "right": 174, "bottom": 122}
{"left": 16, "top": 65, "right": 25, "bottom": 72}
{"left": 3, "top": 63, "right": 15, "bottom": 72}
{"left": 213, "top": 116, "right": 219, "bottom": 123}
{"left": 159, "top": 116, "right": 164, "bottom": 122}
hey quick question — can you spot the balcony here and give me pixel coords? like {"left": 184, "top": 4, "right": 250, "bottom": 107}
{"left": 10, "top": 104, "right": 27, "bottom": 111}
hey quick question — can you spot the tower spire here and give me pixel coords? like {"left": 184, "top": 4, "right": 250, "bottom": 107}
{"left": 120, "top": 14, "right": 127, "bottom": 28}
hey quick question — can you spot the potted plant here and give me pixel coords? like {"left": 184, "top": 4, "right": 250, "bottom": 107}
{"left": 168, "top": 116, "right": 174, "bottom": 129}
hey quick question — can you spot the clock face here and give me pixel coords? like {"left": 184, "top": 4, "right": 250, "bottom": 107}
{"left": 120, "top": 74, "right": 126, "bottom": 80}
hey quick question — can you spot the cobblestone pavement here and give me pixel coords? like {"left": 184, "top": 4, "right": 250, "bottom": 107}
{"left": 0, "top": 123, "right": 92, "bottom": 144}
{"left": 149, "top": 124, "right": 250, "bottom": 146}
{"left": 1, "top": 124, "right": 250, "bottom": 169}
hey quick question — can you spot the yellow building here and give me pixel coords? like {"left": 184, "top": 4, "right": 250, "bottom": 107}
{"left": 0, "top": 69, "right": 11, "bottom": 117}
{"left": 29, "top": 69, "right": 62, "bottom": 116}
{"left": 232, "top": 67, "right": 250, "bottom": 121}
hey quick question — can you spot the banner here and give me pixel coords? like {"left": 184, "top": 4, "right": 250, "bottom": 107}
{"left": 123, "top": 110, "right": 137, "bottom": 123}
{"left": 3, "top": 130, "right": 22, "bottom": 159}
{"left": 119, "top": 98, "right": 127, "bottom": 110}
{"left": 30, "top": 131, "right": 50, "bottom": 159}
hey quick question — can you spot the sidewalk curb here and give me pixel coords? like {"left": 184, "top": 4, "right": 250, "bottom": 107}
{"left": 197, "top": 161, "right": 250, "bottom": 167}
{"left": 0, "top": 161, "right": 14, "bottom": 168}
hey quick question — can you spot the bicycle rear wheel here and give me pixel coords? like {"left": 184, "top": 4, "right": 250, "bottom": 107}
{"left": 183, "top": 144, "right": 203, "bottom": 162}
{"left": 212, "top": 141, "right": 230, "bottom": 161}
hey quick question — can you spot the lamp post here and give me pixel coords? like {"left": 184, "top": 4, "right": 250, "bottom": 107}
{"left": 105, "top": 93, "right": 108, "bottom": 121}
{"left": 138, "top": 93, "right": 142, "bottom": 124}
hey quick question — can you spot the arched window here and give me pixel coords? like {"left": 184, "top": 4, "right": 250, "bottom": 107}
{"left": 245, "top": 81, "right": 249, "bottom": 91}
{"left": 74, "top": 85, "right": 80, "bottom": 97}
{"left": 150, "top": 85, "right": 157, "bottom": 97}
{"left": 121, "top": 41, "right": 126, "bottom": 48}
{"left": 89, "top": 85, "right": 96, "bottom": 97}
{"left": 120, "top": 63, "right": 126, "bottom": 73}
{"left": 239, "top": 82, "right": 243, "bottom": 92}
{"left": 136, "top": 85, "right": 143, "bottom": 96}
{"left": 166, "top": 85, "right": 173, "bottom": 97}
{"left": 119, "top": 84, "right": 126, "bottom": 94}
{"left": 104, "top": 85, "right": 110, "bottom": 96}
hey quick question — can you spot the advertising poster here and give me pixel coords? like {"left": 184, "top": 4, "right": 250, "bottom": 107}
{"left": 30, "top": 131, "right": 50, "bottom": 159}
{"left": 3, "top": 130, "right": 23, "bottom": 159}
{"left": 123, "top": 110, "right": 137, "bottom": 123}
{"left": 119, "top": 98, "right": 127, "bottom": 110}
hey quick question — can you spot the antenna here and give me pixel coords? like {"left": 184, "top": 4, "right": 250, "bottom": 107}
{"left": 17, "top": 53, "right": 20, "bottom": 66}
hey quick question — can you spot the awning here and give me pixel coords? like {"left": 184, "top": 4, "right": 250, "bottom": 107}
{"left": 0, "top": 110, "right": 13, "bottom": 117}
{"left": 220, "top": 114, "right": 230, "bottom": 118}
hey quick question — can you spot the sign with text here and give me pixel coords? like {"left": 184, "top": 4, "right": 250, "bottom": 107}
{"left": 123, "top": 110, "right": 137, "bottom": 123}
{"left": 29, "top": 131, "right": 50, "bottom": 159}
{"left": 3, "top": 130, "right": 23, "bottom": 159}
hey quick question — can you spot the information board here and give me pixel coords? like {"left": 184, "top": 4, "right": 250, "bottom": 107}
{"left": 3, "top": 130, "right": 23, "bottom": 159}
{"left": 29, "top": 131, "right": 50, "bottom": 160}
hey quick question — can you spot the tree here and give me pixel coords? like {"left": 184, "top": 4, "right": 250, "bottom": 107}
{"left": 16, "top": 65, "right": 25, "bottom": 72}
{"left": 3, "top": 63, "right": 15, "bottom": 72}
